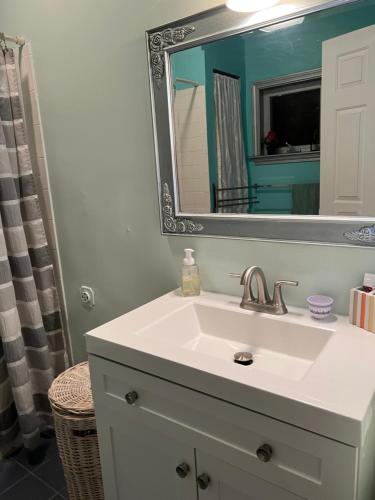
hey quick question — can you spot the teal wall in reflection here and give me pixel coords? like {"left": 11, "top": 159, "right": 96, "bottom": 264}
{"left": 170, "top": 0, "right": 375, "bottom": 213}
{"left": 244, "top": 2, "right": 375, "bottom": 213}
{"left": 171, "top": 46, "right": 206, "bottom": 90}
{"left": 243, "top": 21, "right": 323, "bottom": 214}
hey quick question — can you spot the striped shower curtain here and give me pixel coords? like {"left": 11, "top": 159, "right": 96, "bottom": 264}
{"left": 0, "top": 48, "right": 66, "bottom": 461}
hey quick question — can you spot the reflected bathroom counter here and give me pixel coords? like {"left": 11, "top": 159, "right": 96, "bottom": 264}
{"left": 86, "top": 290, "right": 375, "bottom": 447}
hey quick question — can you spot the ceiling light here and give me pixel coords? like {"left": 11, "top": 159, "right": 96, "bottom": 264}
{"left": 226, "top": 0, "right": 279, "bottom": 13}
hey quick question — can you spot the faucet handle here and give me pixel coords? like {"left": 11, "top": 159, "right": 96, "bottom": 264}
{"left": 274, "top": 280, "right": 299, "bottom": 288}
{"left": 272, "top": 280, "right": 299, "bottom": 314}
{"left": 228, "top": 273, "right": 242, "bottom": 279}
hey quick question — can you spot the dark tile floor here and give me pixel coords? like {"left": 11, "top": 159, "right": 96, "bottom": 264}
{"left": 0, "top": 438, "right": 67, "bottom": 499}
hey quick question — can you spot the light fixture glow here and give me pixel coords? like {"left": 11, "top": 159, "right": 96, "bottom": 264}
{"left": 249, "top": 4, "right": 298, "bottom": 24}
{"left": 226, "top": 0, "right": 279, "bottom": 13}
{"left": 260, "top": 16, "right": 304, "bottom": 32}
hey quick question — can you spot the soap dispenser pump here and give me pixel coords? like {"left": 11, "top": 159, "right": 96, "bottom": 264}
{"left": 181, "top": 249, "right": 201, "bottom": 297}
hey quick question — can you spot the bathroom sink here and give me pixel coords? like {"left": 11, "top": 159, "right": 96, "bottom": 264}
{"left": 135, "top": 302, "right": 332, "bottom": 381}
{"left": 86, "top": 290, "right": 375, "bottom": 446}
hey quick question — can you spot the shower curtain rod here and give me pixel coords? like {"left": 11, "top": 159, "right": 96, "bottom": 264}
{"left": 175, "top": 77, "right": 199, "bottom": 87}
{"left": 0, "top": 32, "right": 26, "bottom": 47}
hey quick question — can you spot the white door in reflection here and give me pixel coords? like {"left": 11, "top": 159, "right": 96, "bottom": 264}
{"left": 320, "top": 24, "right": 375, "bottom": 216}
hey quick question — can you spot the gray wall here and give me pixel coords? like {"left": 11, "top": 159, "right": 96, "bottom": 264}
{"left": 2, "top": 0, "right": 375, "bottom": 362}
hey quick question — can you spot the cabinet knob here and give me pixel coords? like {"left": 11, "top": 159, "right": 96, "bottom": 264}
{"left": 256, "top": 444, "right": 273, "bottom": 463}
{"left": 125, "top": 391, "right": 138, "bottom": 405}
{"left": 197, "top": 473, "right": 210, "bottom": 490}
{"left": 176, "top": 462, "right": 190, "bottom": 478}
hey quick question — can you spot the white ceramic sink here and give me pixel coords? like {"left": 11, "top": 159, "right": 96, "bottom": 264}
{"left": 136, "top": 302, "right": 332, "bottom": 381}
{"left": 86, "top": 290, "right": 375, "bottom": 446}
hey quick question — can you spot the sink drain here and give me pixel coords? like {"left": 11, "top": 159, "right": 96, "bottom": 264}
{"left": 234, "top": 352, "right": 253, "bottom": 366}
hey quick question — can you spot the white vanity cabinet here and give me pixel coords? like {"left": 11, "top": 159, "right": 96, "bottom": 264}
{"left": 89, "top": 355, "right": 359, "bottom": 500}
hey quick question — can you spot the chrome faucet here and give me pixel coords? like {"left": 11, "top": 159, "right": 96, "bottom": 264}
{"left": 230, "top": 266, "right": 298, "bottom": 315}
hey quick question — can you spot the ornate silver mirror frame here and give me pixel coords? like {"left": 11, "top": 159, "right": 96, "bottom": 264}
{"left": 146, "top": 0, "right": 375, "bottom": 246}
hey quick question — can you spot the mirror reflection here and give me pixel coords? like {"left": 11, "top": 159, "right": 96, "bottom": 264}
{"left": 170, "top": 0, "right": 375, "bottom": 216}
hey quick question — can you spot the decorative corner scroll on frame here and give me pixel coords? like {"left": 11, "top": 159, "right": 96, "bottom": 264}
{"left": 148, "top": 26, "right": 195, "bottom": 88}
{"left": 344, "top": 225, "right": 375, "bottom": 245}
{"left": 162, "top": 183, "right": 204, "bottom": 234}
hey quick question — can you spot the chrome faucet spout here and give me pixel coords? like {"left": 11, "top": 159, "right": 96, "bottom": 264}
{"left": 240, "top": 266, "right": 271, "bottom": 304}
{"left": 231, "top": 267, "right": 299, "bottom": 315}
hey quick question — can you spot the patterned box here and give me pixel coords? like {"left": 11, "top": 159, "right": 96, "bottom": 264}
{"left": 349, "top": 287, "right": 375, "bottom": 333}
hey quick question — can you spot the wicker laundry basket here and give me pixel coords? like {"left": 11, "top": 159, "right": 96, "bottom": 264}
{"left": 48, "top": 362, "right": 104, "bottom": 500}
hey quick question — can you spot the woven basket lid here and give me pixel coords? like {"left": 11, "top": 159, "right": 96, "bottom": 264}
{"left": 48, "top": 362, "right": 94, "bottom": 416}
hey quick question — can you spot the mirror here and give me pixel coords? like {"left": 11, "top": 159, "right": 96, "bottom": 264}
{"left": 170, "top": 0, "right": 375, "bottom": 217}
{"left": 148, "top": 0, "right": 375, "bottom": 245}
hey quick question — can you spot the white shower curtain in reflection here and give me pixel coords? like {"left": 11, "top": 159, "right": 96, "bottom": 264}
{"left": 214, "top": 73, "right": 248, "bottom": 213}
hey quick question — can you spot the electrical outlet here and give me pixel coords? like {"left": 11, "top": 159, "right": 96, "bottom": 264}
{"left": 80, "top": 285, "right": 95, "bottom": 308}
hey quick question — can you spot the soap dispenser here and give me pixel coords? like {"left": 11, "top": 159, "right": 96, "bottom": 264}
{"left": 181, "top": 249, "right": 201, "bottom": 297}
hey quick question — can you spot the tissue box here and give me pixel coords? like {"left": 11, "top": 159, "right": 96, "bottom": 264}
{"left": 349, "top": 287, "right": 375, "bottom": 333}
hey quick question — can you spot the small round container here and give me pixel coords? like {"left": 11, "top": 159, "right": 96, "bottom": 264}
{"left": 307, "top": 295, "right": 334, "bottom": 320}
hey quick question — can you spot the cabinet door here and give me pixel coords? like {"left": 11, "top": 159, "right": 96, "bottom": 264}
{"left": 94, "top": 403, "right": 197, "bottom": 500}
{"left": 196, "top": 450, "right": 304, "bottom": 500}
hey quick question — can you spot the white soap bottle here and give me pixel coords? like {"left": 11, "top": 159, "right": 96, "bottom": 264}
{"left": 181, "top": 249, "right": 201, "bottom": 297}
